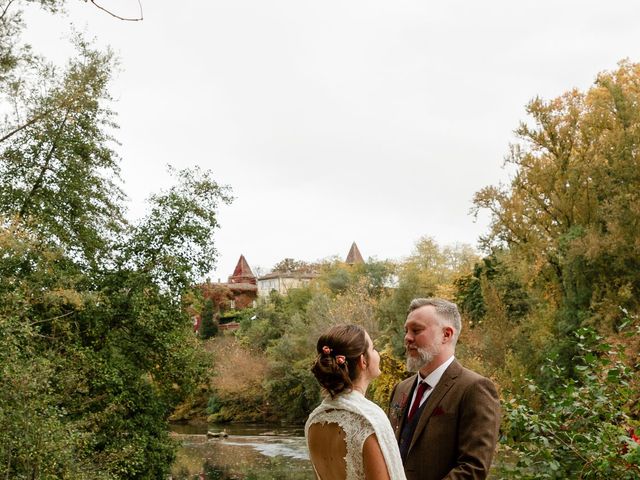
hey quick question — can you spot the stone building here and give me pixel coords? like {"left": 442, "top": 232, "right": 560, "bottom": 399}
{"left": 257, "top": 271, "right": 317, "bottom": 297}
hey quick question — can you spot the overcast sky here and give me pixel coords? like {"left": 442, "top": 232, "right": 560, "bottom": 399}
{"left": 23, "top": 1, "right": 640, "bottom": 280}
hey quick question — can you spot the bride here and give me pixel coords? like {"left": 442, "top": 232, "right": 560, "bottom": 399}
{"left": 305, "top": 324, "right": 407, "bottom": 480}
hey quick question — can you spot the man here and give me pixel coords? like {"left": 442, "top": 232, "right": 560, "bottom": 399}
{"left": 388, "top": 298, "right": 501, "bottom": 480}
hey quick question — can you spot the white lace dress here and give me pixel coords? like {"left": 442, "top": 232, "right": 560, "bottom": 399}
{"left": 305, "top": 391, "right": 407, "bottom": 480}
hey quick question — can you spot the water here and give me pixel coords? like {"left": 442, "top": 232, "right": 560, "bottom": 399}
{"left": 170, "top": 423, "right": 315, "bottom": 480}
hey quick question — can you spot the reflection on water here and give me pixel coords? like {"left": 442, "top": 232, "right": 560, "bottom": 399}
{"left": 170, "top": 423, "right": 315, "bottom": 480}
{"left": 224, "top": 436, "right": 309, "bottom": 461}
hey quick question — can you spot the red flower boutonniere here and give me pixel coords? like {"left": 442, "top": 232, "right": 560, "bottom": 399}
{"left": 391, "top": 393, "right": 408, "bottom": 422}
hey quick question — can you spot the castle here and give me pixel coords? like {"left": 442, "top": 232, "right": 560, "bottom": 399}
{"left": 220, "top": 242, "right": 364, "bottom": 308}
{"left": 193, "top": 242, "right": 365, "bottom": 333}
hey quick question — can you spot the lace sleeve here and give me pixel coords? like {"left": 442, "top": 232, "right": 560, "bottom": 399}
{"left": 307, "top": 409, "right": 375, "bottom": 480}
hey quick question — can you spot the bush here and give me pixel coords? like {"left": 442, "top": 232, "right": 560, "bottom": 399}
{"left": 497, "top": 325, "right": 640, "bottom": 479}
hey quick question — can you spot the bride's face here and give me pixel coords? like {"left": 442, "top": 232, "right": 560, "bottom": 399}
{"left": 363, "top": 332, "right": 381, "bottom": 379}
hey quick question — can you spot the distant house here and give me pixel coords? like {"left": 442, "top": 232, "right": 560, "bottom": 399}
{"left": 255, "top": 242, "right": 366, "bottom": 297}
{"left": 257, "top": 271, "right": 317, "bottom": 297}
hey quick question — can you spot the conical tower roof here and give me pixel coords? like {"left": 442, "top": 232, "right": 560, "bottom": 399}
{"left": 229, "top": 254, "right": 256, "bottom": 284}
{"left": 345, "top": 242, "right": 364, "bottom": 265}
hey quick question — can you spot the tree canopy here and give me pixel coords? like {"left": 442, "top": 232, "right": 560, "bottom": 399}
{"left": 0, "top": 2, "right": 232, "bottom": 478}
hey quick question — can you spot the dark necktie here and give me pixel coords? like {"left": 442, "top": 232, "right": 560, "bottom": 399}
{"left": 407, "top": 381, "right": 430, "bottom": 421}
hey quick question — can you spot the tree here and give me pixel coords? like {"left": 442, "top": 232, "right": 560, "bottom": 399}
{"left": 1, "top": 40, "right": 126, "bottom": 267}
{"left": 200, "top": 298, "right": 218, "bottom": 339}
{"left": 473, "top": 61, "right": 640, "bottom": 370}
{"left": 271, "top": 257, "right": 314, "bottom": 273}
{"left": 0, "top": 3, "right": 234, "bottom": 475}
{"left": 1, "top": 165, "right": 232, "bottom": 479}
{"left": 379, "top": 237, "right": 478, "bottom": 355}
{"left": 0, "top": 1, "right": 65, "bottom": 82}
{"left": 124, "top": 165, "right": 232, "bottom": 293}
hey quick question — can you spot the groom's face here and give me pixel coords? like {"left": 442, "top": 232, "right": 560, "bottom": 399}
{"left": 404, "top": 305, "right": 443, "bottom": 372}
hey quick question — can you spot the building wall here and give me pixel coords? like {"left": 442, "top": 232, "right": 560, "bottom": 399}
{"left": 257, "top": 276, "right": 313, "bottom": 297}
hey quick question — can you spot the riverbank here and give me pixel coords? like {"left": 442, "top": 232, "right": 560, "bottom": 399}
{"left": 170, "top": 423, "right": 314, "bottom": 480}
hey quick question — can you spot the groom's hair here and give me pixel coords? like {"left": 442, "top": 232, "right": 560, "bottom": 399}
{"left": 311, "top": 324, "right": 369, "bottom": 398}
{"left": 408, "top": 297, "right": 462, "bottom": 345}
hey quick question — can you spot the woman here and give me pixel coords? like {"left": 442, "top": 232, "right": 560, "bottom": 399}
{"left": 305, "top": 324, "right": 406, "bottom": 480}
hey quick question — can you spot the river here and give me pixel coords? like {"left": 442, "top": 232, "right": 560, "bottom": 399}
{"left": 170, "top": 423, "right": 316, "bottom": 480}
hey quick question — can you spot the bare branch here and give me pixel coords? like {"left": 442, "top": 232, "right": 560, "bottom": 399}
{"left": 0, "top": 0, "right": 17, "bottom": 22}
{"left": 89, "top": 0, "right": 143, "bottom": 22}
{"left": 0, "top": 108, "right": 56, "bottom": 144}
{"left": 18, "top": 108, "right": 71, "bottom": 218}
{"left": 27, "top": 311, "right": 75, "bottom": 327}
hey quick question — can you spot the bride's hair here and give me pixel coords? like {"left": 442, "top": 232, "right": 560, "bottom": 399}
{"left": 311, "top": 324, "right": 369, "bottom": 398}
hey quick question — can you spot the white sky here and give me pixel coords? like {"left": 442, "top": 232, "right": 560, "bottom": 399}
{"left": 22, "top": 1, "right": 640, "bottom": 280}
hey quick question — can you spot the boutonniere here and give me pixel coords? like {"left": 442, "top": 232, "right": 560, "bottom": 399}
{"left": 391, "top": 393, "right": 408, "bottom": 420}
{"left": 432, "top": 406, "right": 446, "bottom": 417}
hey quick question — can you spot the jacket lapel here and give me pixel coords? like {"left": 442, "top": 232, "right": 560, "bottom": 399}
{"left": 408, "top": 360, "right": 462, "bottom": 453}
{"left": 392, "top": 375, "right": 416, "bottom": 440}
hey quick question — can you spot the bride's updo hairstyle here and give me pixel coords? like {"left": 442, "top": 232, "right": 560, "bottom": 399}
{"left": 311, "top": 324, "right": 369, "bottom": 398}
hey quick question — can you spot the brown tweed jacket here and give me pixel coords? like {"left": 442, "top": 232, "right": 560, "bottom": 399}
{"left": 388, "top": 360, "right": 501, "bottom": 480}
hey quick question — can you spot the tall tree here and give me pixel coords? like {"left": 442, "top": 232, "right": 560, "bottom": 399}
{"left": 200, "top": 298, "right": 218, "bottom": 339}
{"left": 473, "top": 60, "right": 640, "bottom": 369}
{"left": 1, "top": 40, "right": 126, "bottom": 267}
{"left": 0, "top": 3, "right": 234, "bottom": 477}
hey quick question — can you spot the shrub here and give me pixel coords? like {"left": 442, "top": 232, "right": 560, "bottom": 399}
{"left": 497, "top": 324, "right": 640, "bottom": 479}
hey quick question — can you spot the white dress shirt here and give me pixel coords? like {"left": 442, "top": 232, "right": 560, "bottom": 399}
{"left": 408, "top": 355, "right": 455, "bottom": 412}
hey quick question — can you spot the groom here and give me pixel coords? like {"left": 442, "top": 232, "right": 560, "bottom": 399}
{"left": 388, "top": 298, "right": 501, "bottom": 480}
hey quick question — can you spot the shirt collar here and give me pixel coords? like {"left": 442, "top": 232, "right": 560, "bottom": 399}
{"left": 417, "top": 355, "right": 455, "bottom": 390}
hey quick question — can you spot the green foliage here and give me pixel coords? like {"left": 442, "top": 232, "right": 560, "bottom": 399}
{"left": 237, "top": 289, "right": 311, "bottom": 351}
{"left": 474, "top": 62, "right": 640, "bottom": 360}
{"left": 1, "top": 40, "right": 126, "bottom": 268}
{"left": 271, "top": 257, "right": 315, "bottom": 273}
{"left": 459, "top": 62, "right": 640, "bottom": 476}
{"left": 207, "top": 394, "right": 267, "bottom": 424}
{"left": 456, "top": 253, "right": 530, "bottom": 326}
{"left": 0, "top": 0, "right": 65, "bottom": 81}
{"left": 360, "top": 259, "right": 397, "bottom": 296}
{"left": 0, "top": 7, "right": 232, "bottom": 476}
{"left": 0, "top": 168, "right": 228, "bottom": 478}
{"left": 200, "top": 298, "right": 218, "bottom": 339}
{"left": 125, "top": 165, "right": 232, "bottom": 293}
{"left": 219, "top": 309, "right": 243, "bottom": 323}
{"left": 379, "top": 237, "right": 478, "bottom": 356}
{"left": 325, "top": 265, "right": 352, "bottom": 293}
{"left": 497, "top": 325, "right": 640, "bottom": 479}
{"left": 370, "top": 346, "right": 409, "bottom": 408}
{"left": 316, "top": 258, "right": 395, "bottom": 297}
{"left": 264, "top": 313, "right": 321, "bottom": 422}
{"left": 226, "top": 245, "right": 479, "bottom": 423}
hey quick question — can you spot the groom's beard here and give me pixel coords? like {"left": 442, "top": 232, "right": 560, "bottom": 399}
{"left": 406, "top": 345, "right": 440, "bottom": 372}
